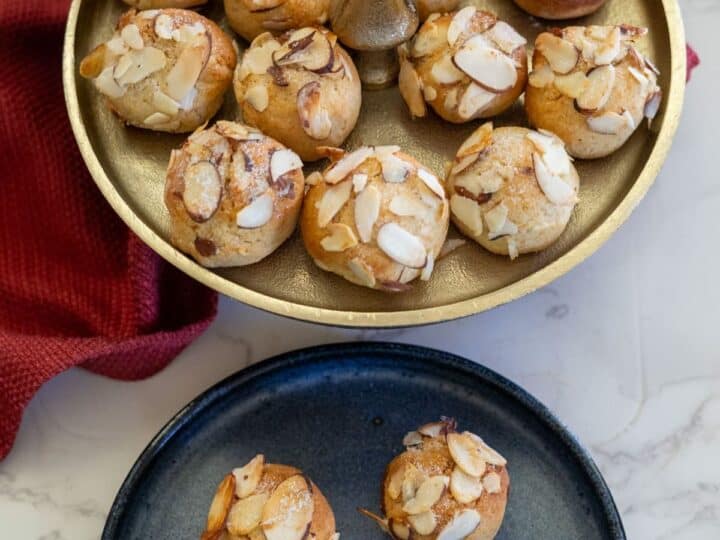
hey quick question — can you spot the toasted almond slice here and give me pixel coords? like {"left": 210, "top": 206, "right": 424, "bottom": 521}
{"left": 398, "top": 266, "right": 420, "bottom": 285}
{"left": 436, "top": 509, "right": 481, "bottom": 540}
{"left": 261, "top": 475, "right": 314, "bottom": 540}
{"left": 144, "top": 112, "right": 170, "bottom": 125}
{"left": 297, "top": 81, "right": 332, "bottom": 140}
{"left": 594, "top": 26, "right": 621, "bottom": 65}
{"left": 623, "top": 109, "right": 636, "bottom": 130}
{"left": 408, "top": 511, "right": 437, "bottom": 535}
{"left": 420, "top": 252, "right": 435, "bottom": 281}
{"left": 412, "top": 21, "right": 447, "bottom": 58}
{"left": 106, "top": 37, "right": 128, "bottom": 56}
{"left": 526, "top": 131, "right": 570, "bottom": 176}
{"left": 482, "top": 472, "right": 502, "bottom": 494}
{"left": 380, "top": 153, "right": 412, "bottom": 183}
{"left": 216, "top": 121, "right": 251, "bottom": 141}
{"left": 402, "top": 464, "right": 427, "bottom": 503}
{"left": 447, "top": 6, "right": 477, "bottom": 47}
{"left": 644, "top": 89, "right": 662, "bottom": 122}
{"left": 528, "top": 62, "right": 555, "bottom": 88}
{"left": 237, "top": 193, "right": 273, "bottom": 228}
{"left": 152, "top": 91, "right": 179, "bottom": 116}
{"left": 121, "top": 24, "right": 144, "bottom": 50}
{"left": 451, "top": 153, "right": 478, "bottom": 175}
{"left": 389, "top": 194, "right": 427, "bottom": 218}
{"left": 113, "top": 54, "right": 132, "bottom": 79}
{"left": 402, "top": 476, "right": 448, "bottom": 515}
{"left": 233, "top": 454, "right": 265, "bottom": 498}
{"left": 354, "top": 184, "right": 381, "bottom": 242}
{"left": 535, "top": 33, "right": 578, "bottom": 75}
{"left": 274, "top": 30, "right": 334, "bottom": 72}
{"left": 172, "top": 21, "right": 206, "bottom": 43}
{"left": 454, "top": 38, "right": 517, "bottom": 93}
{"left": 450, "top": 466, "right": 484, "bottom": 504}
{"left": 378, "top": 223, "right": 427, "bottom": 268}
{"left": 245, "top": 85, "right": 269, "bottom": 112}
{"left": 154, "top": 14, "right": 174, "bottom": 39}
{"left": 553, "top": 71, "right": 589, "bottom": 99}
{"left": 398, "top": 52, "right": 427, "bottom": 119}
{"left": 484, "top": 21, "right": 527, "bottom": 55}
{"left": 417, "top": 168, "right": 445, "bottom": 198}
{"left": 423, "top": 85, "right": 437, "bottom": 101}
{"left": 270, "top": 149, "right": 303, "bottom": 183}
{"left": 205, "top": 474, "right": 236, "bottom": 534}
{"left": 227, "top": 493, "right": 269, "bottom": 535}
{"left": 458, "top": 83, "right": 496, "bottom": 119}
{"left": 348, "top": 257, "right": 376, "bottom": 288}
{"left": 239, "top": 38, "right": 281, "bottom": 80}
{"left": 455, "top": 167, "right": 504, "bottom": 197}
{"left": 166, "top": 42, "right": 206, "bottom": 102}
{"left": 533, "top": 153, "right": 575, "bottom": 205}
{"left": 403, "top": 431, "right": 423, "bottom": 447}
{"left": 431, "top": 53, "right": 465, "bottom": 84}
{"left": 457, "top": 122, "right": 493, "bottom": 159}
{"left": 485, "top": 203, "right": 517, "bottom": 239}
{"left": 325, "top": 147, "right": 374, "bottom": 184}
{"left": 317, "top": 180, "right": 352, "bottom": 227}
{"left": 586, "top": 111, "right": 629, "bottom": 134}
{"left": 507, "top": 237, "right": 519, "bottom": 260}
{"left": 466, "top": 433, "right": 508, "bottom": 466}
{"left": 305, "top": 171, "right": 322, "bottom": 186}
{"left": 94, "top": 66, "right": 125, "bottom": 98}
{"left": 450, "top": 195, "right": 483, "bottom": 236}
{"left": 321, "top": 223, "right": 358, "bottom": 252}
{"left": 576, "top": 65, "right": 615, "bottom": 112}
{"left": 183, "top": 161, "right": 222, "bottom": 222}
{"left": 116, "top": 46, "right": 166, "bottom": 86}
{"left": 352, "top": 173, "right": 368, "bottom": 193}
{"left": 447, "top": 432, "right": 486, "bottom": 477}
{"left": 418, "top": 420, "right": 448, "bottom": 437}
{"left": 390, "top": 520, "right": 411, "bottom": 540}
{"left": 628, "top": 66, "right": 649, "bottom": 88}
{"left": 387, "top": 465, "right": 405, "bottom": 500}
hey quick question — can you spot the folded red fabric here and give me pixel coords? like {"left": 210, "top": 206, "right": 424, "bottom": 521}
{"left": 0, "top": 0, "right": 217, "bottom": 460}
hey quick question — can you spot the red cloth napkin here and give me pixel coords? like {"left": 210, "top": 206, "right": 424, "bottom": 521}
{"left": 0, "top": 0, "right": 217, "bottom": 460}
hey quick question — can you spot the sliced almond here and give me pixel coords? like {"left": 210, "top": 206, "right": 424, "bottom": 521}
{"left": 94, "top": 66, "right": 125, "bottom": 98}
{"left": 412, "top": 21, "right": 447, "bottom": 58}
{"left": 216, "top": 121, "right": 252, "bottom": 141}
{"left": 484, "top": 21, "right": 527, "bottom": 55}
{"left": 485, "top": 203, "right": 517, "bottom": 239}
{"left": 245, "top": 85, "right": 269, "bottom": 112}
{"left": 447, "top": 6, "right": 477, "bottom": 47}
{"left": 152, "top": 90, "right": 179, "bottom": 116}
{"left": 447, "top": 432, "right": 486, "bottom": 477}
{"left": 321, "top": 223, "right": 358, "bottom": 252}
{"left": 458, "top": 83, "right": 495, "bottom": 120}
{"left": 227, "top": 493, "right": 269, "bottom": 536}
{"left": 113, "top": 53, "right": 133, "bottom": 79}
{"left": 297, "top": 81, "right": 332, "bottom": 140}
{"left": 261, "top": 475, "right": 314, "bottom": 540}
{"left": 182, "top": 161, "right": 222, "bottom": 222}
{"left": 451, "top": 153, "right": 478, "bottom": 175}
{"left": 482, "top": 472, "right": 502, "bottom": 494}
{"left": 348, "top": 257, "right": 376, "bottom": 288}
{"left": 586, "top": 111, "right": 630, "bottom": 134}
{"left": 450, "top": 466, "right": 483, "bottom": 504}
{"left": 417, "top": 421, "right": 446, "bottom": 437}
{"left": 390, "top": 520, "right": 411, "bottom": 540}
{"left": 324, "top": 147, "right": 374, "bottom": 184}
{"left": 439, "top": 238, "right": 466, "bottom": 259}
{"left": 354, "top": 185, "right": 381, "bottom": 242}
{"left": 306, "top": 171, "right": 322, "bottom": 186}
{"left": 143, "top": 112, "right": 170, "bottom": 125}
{"left": 402, "top": 476, "right": 448, "bottom": 515}
{"left": 398, "top": 53, "right": 427, "bottom": 119}
{"left": 238, "top": 38, "right": 281, "bottom": 80}
{"left": 380, "top": 153, "right": 412, "bottom": 183}
{"left": 237, "top": 193, "right": 273, "bottom": 228}
{"left": 456, "top": 122, "right": 493, "bottom": 159}
{"left": 535, "top": 33, "right": 579, "bottom": 75}
{"left": 436, "top": 509, "right": 481, "bottom": 540}
{"left": 454, "top": 38, "right": 517, "bottom": 93}
{"left": 526, "top": 131, "right": 570, "bottom": 176}
{"left": 533, "top": 153, "right": 575, "bottom": 205}
{"left": 205, "top": 474, "right": 236, "bottom": 534}
{"left": 402, "top": 464, "right": 427, "bottom": 503}
{"left": 450, "top": 194, "right": 483, "bottom": 235}
{"left": 121, "top": 24, "right": 144, "bottom": 50}
{"left": 352, "top": 173, "right": 368, "bottom": 193}
{"left": 628, "top": 66, "right": 649, "bottom": 88}
{"left": 389, "top": 194, "right": 427, "bottom": 218}
{"left": 576, "top": 65, "right": 616, "bottom": 112}
{"left": 594, "top": 26, "right": 621, "bottom": 65}
{"left": 420, "top": 252, "right": 435, "bottom": 281}
{"left": 403, "top": 431, "right": 423, "bottom": 447}
{"left": 106, "top": 37, "right": 128, "bottom": 56}
{"left": 423, "top": 85, "right": 437, "bottom": 101}
{"left": 377, "top": 223, "right": 427, "bottom": 268}
{"left": 270, "top": 149, "right": 303, "bottom": 184}
{"left": 166, "top": 41, "right": 207, "bottom": 102}
{"left": 507, "top": 237, "right": 519, "bottom": 260}
{"left": 273, "top": 30, "right": 334, "bottom": 72}
{"left": 553, "top": 71, "right": 589, "bottom": 99}
{"left": 172, "top": 21, "right": 206, "bottom": 43}
{"left": 431, "top": 53, "right": 465, "bottom": 85}
{"left": 407, "top": 511, "right": 437, "bottom": 535}
{"left": 467, "top": 433, "right": 508, "bottom": 466}
{"left": 417, "top": 168, "right": 445, "bottom": 199}
{"left": 233, "top": 454, "right": 265, "bottom": 499}
{"left": 116, "top": 46, "right": 166, "bottom": 86}
{"left": 317, "top": 180, "right": 352, "bottom": 227}
{"left": 528, "top": 63, "right": 555, "bottom": 88}
{"left": 644, "top": 89, "right": 662, "bottom": 121}
{"left": 154, "top": 14, "right": 174, "bottom": 39}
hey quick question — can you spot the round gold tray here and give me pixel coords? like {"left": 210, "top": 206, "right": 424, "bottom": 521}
{"left": 63, "top": 0, "right": 685, "bottom": 327}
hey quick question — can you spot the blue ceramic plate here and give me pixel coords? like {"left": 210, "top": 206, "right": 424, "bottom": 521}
{"left": 103, "top": 343, "right": 625, "bottom": 539}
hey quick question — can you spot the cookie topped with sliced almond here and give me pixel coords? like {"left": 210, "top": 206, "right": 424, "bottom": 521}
{"left": 234, "top": 27, "right": 361, "bottom": 161}
{"left": 200, "top": 455, "right": 340, "bottom": 540}
{"left": 79, "top": 8, "right": 236, "bottom": 133}
{"left": 164, "top": 121, "right": 305, "bottom": 267}
{"left": 361, "top": 417, "right": 509, "bottom": 540}
{"left": 397, "top": 7, "right": 528, "bottom": 123}
{"left": 526, "top": 24, "right": 662, "bottom": 159}
{"left": 224, "top": 0, "right": 331, "bottom": 42}
{"left": 300, "top": 146, "right": 450, "bottom": 291}
{"left": 446, "top": 123, "right": 579, "bottom": 260}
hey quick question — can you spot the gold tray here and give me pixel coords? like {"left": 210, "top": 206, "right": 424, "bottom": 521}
{"left": 63, "top": 0, "right": 685, "bottom": 327}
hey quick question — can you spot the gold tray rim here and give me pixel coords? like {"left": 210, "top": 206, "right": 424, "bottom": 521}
{"left": 62, "top": 0, "right": 686, "bottom": 328}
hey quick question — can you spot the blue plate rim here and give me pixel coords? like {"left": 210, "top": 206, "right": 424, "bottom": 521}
{"left": 102, "top": 342, "right": 626, "bottom": 539}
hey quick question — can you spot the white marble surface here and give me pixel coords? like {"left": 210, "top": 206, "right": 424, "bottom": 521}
{"left": 2, "top": 2, "right": 719, "bottom": 539}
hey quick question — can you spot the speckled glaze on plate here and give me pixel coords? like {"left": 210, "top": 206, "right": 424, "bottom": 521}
{"left": 102, "top": 343, "right": 625, "bottom": 539}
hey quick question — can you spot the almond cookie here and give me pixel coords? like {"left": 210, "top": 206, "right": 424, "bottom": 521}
{"left": 397, "top": 7, "right": 527, "bottom": 123}
{"left": 513, "top": 0, "right": 607, "bottom": 20}
{"left": 79, "top": 9, "right": 236, "bottom": 133}
{"left": 525, "top": 25, "right": 662, "bottom": 159}
{"left": 224, "top": 0, "right": 331, "bottom": 42}
{"left": 416, "top": 0, "right": 459, "bottom": 22}
{"left": 446, "top": 123, "right": 579, "bottom": 259}
{"left": 301, "top": 146, "right": 450, "bottom": 291}
{"left": 122, "top": 0, "right": 207, "bottom": 8}
{"left": 234, "top": 28, "right": 361, "bottom": 161}
{"left": 164, "top": 121, "right": 304, "bottom": 267}
{"left": 362, "top": 418, "right": 509, "bottom": 540}
{"left": 200, "top": 455, "right": 339, "bottom": 540}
